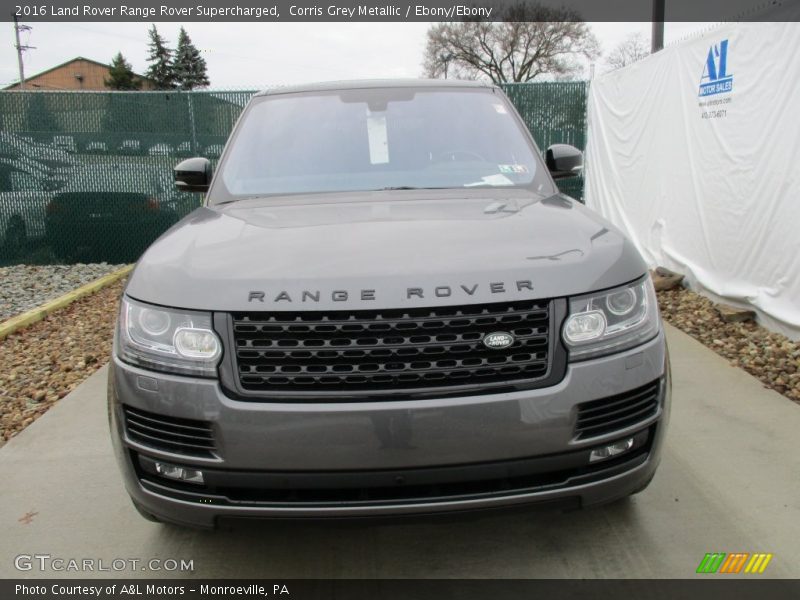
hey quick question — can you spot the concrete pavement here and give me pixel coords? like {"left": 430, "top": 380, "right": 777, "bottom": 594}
{"left": 1, "top": 324, "right": 798, "bottom": 578}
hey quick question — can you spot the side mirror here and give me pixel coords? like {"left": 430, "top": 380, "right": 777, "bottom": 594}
{"left": 174, "top": 157, "right": 212, "bottom": 193}
{"left": 545, "top": 144, "right": 583, "bottom": 179}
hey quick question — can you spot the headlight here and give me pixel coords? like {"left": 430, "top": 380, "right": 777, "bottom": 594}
{"left": 562, "top": 276, "right": 659, "bottom": 361}
{"left": 118, "top": 297, "right": 221, "bottom": 377}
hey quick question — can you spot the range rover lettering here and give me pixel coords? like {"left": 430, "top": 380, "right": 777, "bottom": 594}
{"left": 108, "top": 80, "right": 670, "bottom": 528}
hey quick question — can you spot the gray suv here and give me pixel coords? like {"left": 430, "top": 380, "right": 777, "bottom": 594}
{"left": 108, "top": 80, "right": 670, "bottom": 528}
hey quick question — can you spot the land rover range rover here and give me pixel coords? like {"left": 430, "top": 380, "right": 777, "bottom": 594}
{"left": 108, "top": 80, "right": 670, "bottom": 528}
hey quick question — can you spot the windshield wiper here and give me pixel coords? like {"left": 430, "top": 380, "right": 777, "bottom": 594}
{"left": 215, "top": 187, "right": 447, "bottom": 203}
{"left": 375, "top": 186, "right": 450, "bottom": 191}
{"left": 215, "top": 195, "right": 272, "bottom": 206}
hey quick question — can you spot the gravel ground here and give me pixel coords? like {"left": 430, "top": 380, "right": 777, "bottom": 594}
{"left": 658, "top": 287, "right": 800, "bottom": 404}
{"left": 0, "top": 263, "right": 126, "bottom": 322}
{"left": 1, "top": 278, "right": 798, "bottom": 446}
{"left": 0, "top": 279, "right": 124, "bottom": 446}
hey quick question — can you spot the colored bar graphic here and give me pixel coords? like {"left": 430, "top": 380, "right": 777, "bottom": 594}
{"left": 697, "top": 553, "right": 726, "bottom": 574}
{"left": 734, "top": 553, "right": 751, "bottom": 573}
{"left": 744, "top": 553, "right": 773, "bottom": 574}
{"left": 719, "top": 553, "right": 749, "bottom": 573}
{"left": 698, "top": 552, "right": 773, "bottom": 574}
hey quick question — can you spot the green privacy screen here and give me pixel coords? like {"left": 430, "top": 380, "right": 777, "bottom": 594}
{"left": 0, "top": 83, "right": 587, "bottom": 265}
{"left": 501, "top": 81, "right": 587, "bottom": 201}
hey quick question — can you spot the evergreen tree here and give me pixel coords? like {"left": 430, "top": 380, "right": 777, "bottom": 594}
{"left": 145, "top": 25, "right": 175, "bottom": 90}
{"left": 172, "top": 27, "right": 210, "bottom": 90}
{"left": 105, "top": 52, "right": 142, "bottom": 90}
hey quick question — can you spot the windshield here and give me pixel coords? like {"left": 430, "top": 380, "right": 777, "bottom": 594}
{"left": 210, "top": 87, "right": 553, "bottom": 203}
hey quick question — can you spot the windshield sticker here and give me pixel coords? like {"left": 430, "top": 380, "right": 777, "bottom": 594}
{"left": 366, "top": 111, "right": 389, "bottom": 164}
{"left": 498, "top": 164, "right": 529, "bottom": 174}
{"left": 465, "top": 174, "right": 515, "bottom": 187}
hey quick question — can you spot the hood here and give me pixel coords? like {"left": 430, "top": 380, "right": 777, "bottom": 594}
{"left": 125, "top": 188, "right": 647, "bottom": 311}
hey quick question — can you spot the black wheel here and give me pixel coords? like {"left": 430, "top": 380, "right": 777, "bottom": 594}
{"left": 3, "top": 215, "right": 27, "bottom": 257}
{"left": 131, "top": 499, "right": 162, "bottom": 523}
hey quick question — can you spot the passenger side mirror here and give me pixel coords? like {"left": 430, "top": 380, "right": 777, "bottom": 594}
{"left": 174, "top": 157, "right": 212, "bottom": 193}
{"left": 545, "top": 144, "right": 583, "bottom": 179}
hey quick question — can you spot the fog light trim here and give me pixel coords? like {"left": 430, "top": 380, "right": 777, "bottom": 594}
{"left": 589, "top": 437, "right": 635, "bottom": 463}
{"left": 154, "top": 461, "right": 205, "bottom": 484}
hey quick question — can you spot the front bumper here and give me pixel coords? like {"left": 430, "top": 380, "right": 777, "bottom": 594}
{"left": 108, "top": 331, "right": 670, "bottom": 528}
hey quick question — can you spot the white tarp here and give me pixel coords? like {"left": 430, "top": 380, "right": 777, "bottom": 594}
{"left": 585, "top": 22, "right": 800, "bottom": 339}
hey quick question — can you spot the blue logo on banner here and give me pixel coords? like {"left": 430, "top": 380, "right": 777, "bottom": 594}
{"left": 699, "top": 39, "right": 733, "bottom": 97}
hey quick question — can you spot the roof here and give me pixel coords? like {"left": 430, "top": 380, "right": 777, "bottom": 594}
{"left": 3, "top": 56, "right": 152, "bottom": 90}
{"left": 254, "top": 78, "right": 496, "bottom": 97}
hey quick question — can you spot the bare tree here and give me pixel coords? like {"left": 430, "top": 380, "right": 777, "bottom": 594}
{"left": 605, "top": 32, "right": 649, "bottom": 71}
{"left": 422, "top": 3, "right": 600, "bottom": 84}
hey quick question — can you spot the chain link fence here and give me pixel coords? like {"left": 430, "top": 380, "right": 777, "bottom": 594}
{"left": 0, "top": 83, "right": 587, "bottom": 265}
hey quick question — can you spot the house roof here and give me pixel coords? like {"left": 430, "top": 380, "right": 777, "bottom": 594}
{"left": 3, "top": 56, "right": 152, "bottom": 90}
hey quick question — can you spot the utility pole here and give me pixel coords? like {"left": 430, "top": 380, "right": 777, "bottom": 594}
{"left": 651, "top": 0, "right": 665, "bottom": 53}
{"left": 12, "top": 13, "right": 34, "bottom": 89}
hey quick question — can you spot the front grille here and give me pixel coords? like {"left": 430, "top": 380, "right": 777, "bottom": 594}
{"left": 230, "top": 299, "right": 552, "bottom": 395}
{"left": 123, "top": 405, "right": 216, "bottom": 458}
{"left": 575, "top": 380, "right": 661, "bottom": 439}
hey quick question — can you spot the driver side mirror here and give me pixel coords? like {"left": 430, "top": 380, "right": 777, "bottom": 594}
{"left": 174, "top": 157, "right": 212, "bottom": 193}
{"left": 545, "top": 144, "right": 583, "bottom": 179}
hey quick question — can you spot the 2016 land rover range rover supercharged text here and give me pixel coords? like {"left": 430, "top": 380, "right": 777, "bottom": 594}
{"left": 108, "top": 80, "right": 670, "bottom": 528}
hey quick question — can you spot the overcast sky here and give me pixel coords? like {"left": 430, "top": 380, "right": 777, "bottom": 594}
{"left": 0, "top": 22, "right": 712, "bottom": 89}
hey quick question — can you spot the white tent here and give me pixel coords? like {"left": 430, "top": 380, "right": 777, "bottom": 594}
{"left": 585, "top": 22, "right": 800, "bottom": 339}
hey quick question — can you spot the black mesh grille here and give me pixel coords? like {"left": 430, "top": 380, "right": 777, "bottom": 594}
{"left": 230, "top": 300, "right": 551, "bottom": 394}
{"left": 123, "top": 406, "right": 216, "bottom": 458}
{"left": 575, "top": 380, "right": 661, "bottom": 439}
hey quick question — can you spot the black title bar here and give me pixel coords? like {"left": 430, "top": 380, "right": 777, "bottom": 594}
{"left": 4, "top": 579, "right": 800, "bottom": 600}
{"left": 2, "top": 0, "right": 800, "bottom": 22}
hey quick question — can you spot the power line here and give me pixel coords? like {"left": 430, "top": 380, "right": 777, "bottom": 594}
{"left": 651, "top": 0, "right": 665, "bottom": 53}
{"left": 12, "top": 13, "right": 35, "bottom": 89}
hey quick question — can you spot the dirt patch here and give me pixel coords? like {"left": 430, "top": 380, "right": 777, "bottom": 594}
{"left": 0, "top": 279, "right": 125, "bottom": 446}
{"left": 658, "top": 287, "right": 800, "bottom": 405}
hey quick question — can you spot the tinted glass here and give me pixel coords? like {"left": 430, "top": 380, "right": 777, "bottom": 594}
{"left": 212, "top": 88, "right": 550, "bottom": 201}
